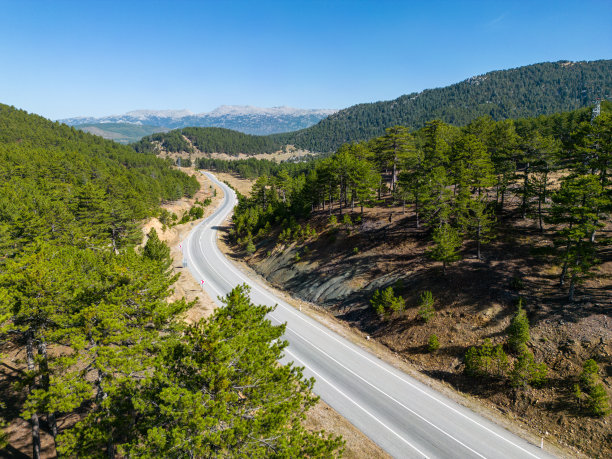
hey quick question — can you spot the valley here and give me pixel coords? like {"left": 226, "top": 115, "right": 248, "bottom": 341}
{"left": 1, "top": 53, "right": 610, "bottom": 458}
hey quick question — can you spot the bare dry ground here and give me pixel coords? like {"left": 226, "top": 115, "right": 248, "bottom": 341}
{"left": 159, "top": 138, "right": 316, "bottom": 164}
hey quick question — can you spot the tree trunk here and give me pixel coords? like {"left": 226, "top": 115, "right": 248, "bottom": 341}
{"left": 477, "top": 222, "right": 481, "bottom": 260}
{"left": 37, "top": 341, "right": 59, "bottom": 452}
{"left": 415, "top": 195, "right": 420, "bottom": 228}
{"left": 538, "top": 195, "right": 543, "bottom": 232}
{"left": 522, "top": 162, "right": 529, "bottom": 219}
{"left": 569, "top": 273, "right": 576, "bottom": 302}
{"left": 559, "top": 236, "right": 572, "bottom": 287}
{"left": 26, "top": 333, "right": 41, "bottom": 459}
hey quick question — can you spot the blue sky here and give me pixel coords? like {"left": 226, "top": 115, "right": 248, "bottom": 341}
{"left": 1, "top": 0, "right": 610, "bottom": 119}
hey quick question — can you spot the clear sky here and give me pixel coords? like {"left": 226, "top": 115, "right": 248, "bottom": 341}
{"left": 1, "top": 0, "right": 610, "bottom": 120}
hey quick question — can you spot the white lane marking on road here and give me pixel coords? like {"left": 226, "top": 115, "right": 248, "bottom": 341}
{"left": 279, "top": 319, "right": 487, "bottom": 459}
{"left": 283, "top": 346, "right": 431, "bottom": 459}
{"left": 199, "top": 173, "right": 547, "bottom": 459}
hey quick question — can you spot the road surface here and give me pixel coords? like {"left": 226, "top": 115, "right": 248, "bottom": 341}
{"left": 182, "top": 172, "right": 557, "bottom": 459}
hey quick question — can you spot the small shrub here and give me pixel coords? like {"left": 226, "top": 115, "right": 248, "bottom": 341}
{"left": 507, "top": 299, "right": 530, "bottom": 354}
{"left": 328, "top": 215, "right": 337, "bottom": 226}
{"left": 465, "top": 339, "right": 504, "bottom": 377}
{"left": 266, "top": 250, "right": 271, "bottom": 258}
{"left": 580, "top": 359, "right": 600, "bottom": 392}
{"left": 245, "top": 239, "right": 256, "bottom": 255}
{"left": 179, "top": 213, "right": 190, "bottom": 224}
{"left": 342, "top": 214, "right": 352, "bottom": 226}
{"left": 189, "top": 205, "right": 204, "bottom": 219}
{"left": 578, "top": 359, "right": 611, "bottom": 416}
{"left": 464, "top": 347, "right": 482, "bottom": 377}
{"left": 491, "top": 344, "right": 509, "bottom": 377}
{"left": 428, "top": 334, "right": 440, "bottom": 352}
{"left": 370, "top": 287, "right": 404, "bottom": 316}
{"left": 353, "top": 247, "right": 359, "bottom": 255}
{"left": 417, "top": 291, "right": 435, "bottom": 322}
{"left": 587, "top": 384, "right": 611, "bottom": 417}
{"left": 370, "top": 289, "right": 386, "bottom": 316}
{"left": 159, "top": 209, "right": 173, "bottom": 226}
{"left": 509, "top": 350, "right": 547, "bottom": 388}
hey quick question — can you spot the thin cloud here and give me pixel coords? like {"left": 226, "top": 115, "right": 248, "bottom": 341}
{"left": 487, "top": 13, "right": 507, "bottom": 27}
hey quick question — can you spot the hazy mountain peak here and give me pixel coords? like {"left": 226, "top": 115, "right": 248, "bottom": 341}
{"left": 61, "top": 105, "right": 339, "bottom": 136}
{"left": 124, "top": 109, "right": 194, "bottom": 119}
{"left": 207, "top": 105, "right": 337, "bottom": 116}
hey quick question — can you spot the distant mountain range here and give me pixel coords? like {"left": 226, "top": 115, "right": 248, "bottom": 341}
{"left": 60, "top": 106, "right": 337, "bottom": 142}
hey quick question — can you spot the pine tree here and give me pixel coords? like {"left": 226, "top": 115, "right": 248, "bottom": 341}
{"left": 379, "top": 126, "right": 413, "bottom": 193}
{"left": 548, "top": 175, "right": 608, "bottom": 299}
{"left": 429, "top": 223, "right": 462, "bottom": 274}
{"left": 112, "top": 285, "right": 344, "bottom": 457}
{"left": 143, "top": 228, "right": 171, "bottom": 269}
{"left": 507, "top": 299, "right": 530, "bottom": 354}
{"left": 417, "top": 291, "right": 436, "bottom": 322}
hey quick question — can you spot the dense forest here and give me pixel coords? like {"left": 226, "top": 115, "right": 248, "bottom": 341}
{"left": 195, "top": 156, "right": 319, "bottom": 180}
{"left": 0, "top": 105, "right": 342, "bottom": 457}
{"left": 271, "top": 60, "right": 612, "bottom": 151}
{"left": 133, "top": 126, "right": 282, "bottom": 155}
{"left": 233, "top": 101, "right": 611, "bottom": 303}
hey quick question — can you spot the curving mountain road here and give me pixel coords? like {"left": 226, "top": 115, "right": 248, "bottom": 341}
{"left": 182, "top": 172, "right": 557, "bottom": 459}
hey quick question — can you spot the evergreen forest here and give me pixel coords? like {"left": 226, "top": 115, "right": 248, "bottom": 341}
{"left": 232, "top": 102, "right": 612, "bottom": 302}
{"left": 270, "top": 60, "right": 612, "bottom": 151}
{"left": 0, "top": 104, "right": 342, "bottom": 458}
{"left": 133, "top": 126, "right": 282, "bottom": 155}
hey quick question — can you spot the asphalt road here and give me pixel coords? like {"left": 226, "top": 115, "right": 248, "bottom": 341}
{"left": 182, "top": 172, "right": 558, "bottom": 459}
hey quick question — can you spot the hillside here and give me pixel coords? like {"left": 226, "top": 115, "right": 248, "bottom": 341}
{"left": 75, "top": 122, "right": 169, "bottom": 144}
{"left": 61, "top": 105, "right": 337, "bottom": 136}
{"left": 0, "top": 104, "right": 342, "bottom": 457}
{"left": 271, "top": 60, "right": 612, "bottom": 152}
{"left": 223, "top": 103, "right": 612, "bottom": 457}
{"left": 133, "top": 126, "right": 283, "bottom": 155}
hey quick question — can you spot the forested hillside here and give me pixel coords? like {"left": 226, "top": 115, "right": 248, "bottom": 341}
{"left": 196, "top": 156, "right": 318, "bottom": 180}
{"left": 0, "top": 104, "right": 342, "bottom": 457}
{"left": 75, "top": 122, "right": 169, "bottom": 144}
{"left": 271, "top": 60, "right": 612, "bottom": 151}
{"left": 228, "top": 102, "right": 612, "bottom": 456}
{"left": 133, "top": 126, "right": 282, "bottom": 155}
